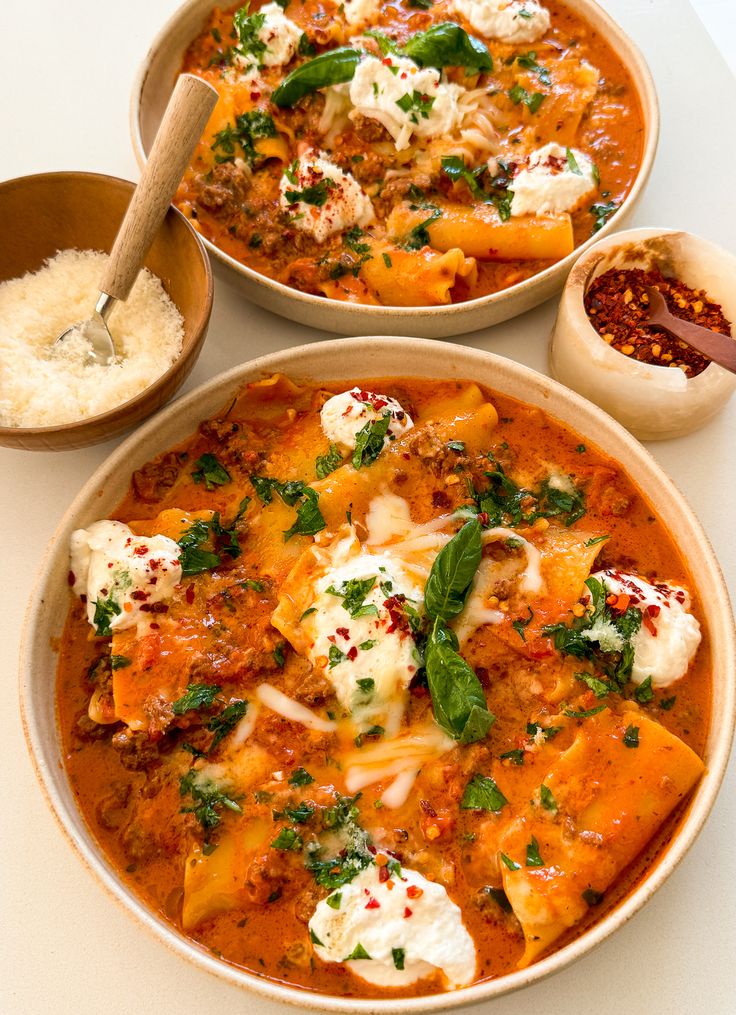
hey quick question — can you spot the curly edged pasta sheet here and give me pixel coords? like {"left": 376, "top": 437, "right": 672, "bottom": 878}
{"left": 175, "top": 1, "right": 645, "bottom": 305}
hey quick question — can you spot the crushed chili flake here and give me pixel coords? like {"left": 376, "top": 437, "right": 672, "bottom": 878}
{"left": 404, "top": 907, "right": 413, "bottom": 918}
{"left": 406, "top": 885, "right": 424, "bottom": 899}
{"left": 365, "top": 898, "right": 380, "bottom": 909}
{"left": 584, "top": 267, "right": 731, "bottom": 377}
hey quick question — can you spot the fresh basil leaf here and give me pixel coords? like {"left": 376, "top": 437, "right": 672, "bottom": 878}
{"left": 272, "top": 47, "right": 362, "bottom": 106}
{"left": 425, "top": 621, "right": 495, "bottom": 743}
{"left": 172, "top": 682, "right": 222, "bottom": 716}
{"left": 404, "top": 22, "right": 493, "bottom": 73}
{"left": 461, "top": 773, "right": 508, "bottom": 812}
{"left": 424, "top": 519, "right": 482, "bottom": 622}
{"left": 590, "top": 199, "right": 619, "bottom": 232}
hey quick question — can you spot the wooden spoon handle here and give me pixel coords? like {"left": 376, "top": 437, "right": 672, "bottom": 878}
{"left": 100, "top": 73, "right": 218, "bottom": 302}
{"left": 650, "top": 311, "right": 736, "bottom": 374}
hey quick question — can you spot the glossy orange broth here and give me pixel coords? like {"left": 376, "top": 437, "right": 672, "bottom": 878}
{"left": 57, "top": 378, "right": 709, "bottom": 997}
{"left": 176, "top": 1, "right": 644, "bottom": 306}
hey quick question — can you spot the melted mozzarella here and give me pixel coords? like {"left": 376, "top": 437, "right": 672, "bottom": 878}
{"left": 233, "top": 2, "right": 302, "bottom": 70}
{"left": 587, "top": 570, "right": 701, "bottom": 687}
{"left": 279, "top": 151, "right": 374, "bottom": 242}
{"left": 511, "top": 143, "right": 598, "bottom": 217}
{"left": 452, "top": 0, "right": 550, "bottom": 43}
{"left": 343, "top": 724, "right": 454, "bottom": 800}
{"left": 343, "top": 0, "right": 379, "bottom": 27}
{"left": 302, "top": 544, "right": 423, "bottom": 730}
{"left": 320, "top": 388, "right": 413, "bottom": 451}
{"left": 347, "top": 55, "right": 466, "bottom": 151}
{"left": 69, "top": 520, "right": 181, "bottom": 634}
{"left": 255, "top": 683, "right": 337, "bottom": 732}
{"left": 309, "top": 864, "right": 477, "bottom": 989}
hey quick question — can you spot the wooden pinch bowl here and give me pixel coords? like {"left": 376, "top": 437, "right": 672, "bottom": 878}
{"left": 0, "top": 171, "right": 213, "bottom": 451}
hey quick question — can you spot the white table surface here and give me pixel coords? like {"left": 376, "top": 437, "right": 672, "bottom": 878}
{"left": 2, "top": 2, "right": 735, "bottom": 1013}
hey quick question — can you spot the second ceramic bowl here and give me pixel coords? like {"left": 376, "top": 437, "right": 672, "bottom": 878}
{"left": 131, "top": 0, "right": 659, "bottom": 337}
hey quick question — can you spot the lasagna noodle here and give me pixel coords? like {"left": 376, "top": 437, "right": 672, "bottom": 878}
{"left": 387, "top": 202, "right": 575, "bottom": 262}
{"left": 500, "top": 710, "right": 705, "bottom": 965}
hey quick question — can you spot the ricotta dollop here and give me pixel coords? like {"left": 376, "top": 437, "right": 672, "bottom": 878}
{"left": 347, "top": 54, "right": 466, "bottom": 151}
{"left": 309, "top": 863, "right": 477, "bottom": 988}
{"left": 234, "top": 2, "right": 302, "bottom": 70}
{"left": 302, "top": 544, "right": 423, "bottom": 729}
{"left": 587, "top": 569, "right": 701, "bottom": 688}
{"left": 279, "top": 151, "right": 374, "bottom": 242}
{"left": 69, "top": 520, "right": 182, "bottom": 634}
{"left": 511, "top": 143, "right": 598, "bottom": 217}
{"left": 343, "top": 0, "right": 379, "bottom": 27}
{"left": 452, "top": 0, "right": 550, "bottom": 44}
{"left": 320, "top": 387, "right": 413, "bottom": 451}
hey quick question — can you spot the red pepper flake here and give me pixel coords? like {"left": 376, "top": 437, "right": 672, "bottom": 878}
{"left": 647, "top": 604, "right": 661, "bottom": 618}
{"left": 406, "top": 885, "right": 423, "bottom": 899}
{"left": 185, "top": 583, "right": 195, "bottom": 605}
{"left": 404, "top": 907, "right": 413, "bottom": 918}
{"left": 642, "top": 613, "right": 658, "bottom": 637}
{"left": 365, "top": 898, "right": 380, "bottom": 909}
{"left": 584, "top": 266, "right": 731, "bottom": 376}
{"left": 378, "top": 865, "right": 390, "bottom": 882}
{"left": 133, "top": 545, "right": 149, "bottom": 556}
{"left": 347, "top": 646, "right": 358, "bottom": 661}
{"left": 131, "top": 590, "right": 149, "bottom": 601}
{"left": 336, "top": 626, "right": 350, "bottom": 640}
{"left": 67, "top": 570, "right": 76, "bottom": 587}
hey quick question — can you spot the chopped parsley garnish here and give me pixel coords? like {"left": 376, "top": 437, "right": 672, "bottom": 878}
{"left": 356, "top": 678, "right": 375, "bottom": 694}
{"left": 543, "top": 576, "right": 642, "bottom": 687}
{"left": 250, "top": 474, "right": 305, "bottom": 506}
{"left": 512, "top": 606, "right": 534, "bottom": 642}
{"left": 500, "top": 748, "right": 525, "bottom": 765}
{"left": 241, "top": 578, "right": 264, "bottom": 591}
{"left": 466, "top": 459, "right": 586, "bottom": 529}
{"left": 207, "top": 700, "right": 248, "bottom": 753}
{"left": 575, "top": 671, "right": 613, "bottom": 698}
{"left": 382, "top": 252, "right": 392, "bottom": 268}
{"left": 232, "top": 4, "right": 267, "bottom": 62}
{"left": 289, "top": 767, "right": 314, "bottom": 787}
{"left": 396, "top": 89, "right": 436, "bottom": 123}
{"left": 634, "top": 676, "right": 654, "bottom": 704}
{"left": 584, "top": 535, "right": 610, "bottom": 547}
{"left": 582, "top": 887, "right": 604, "bottom": 906}
{"left": 271, "top": 827, "right": 303, "bottom": 851}
{"left": 527, "top": 722, "right": 561, "bottom": 741}
{"left": 191, "top": 453, "right": 231, "bottom": 490}
{"left": 500, "top": 852, "right": 521, "bottom": 871}
{"left": 526, "top": 836, "right": 544, "bottom": 867}
{"left": 440, "top": 154, "right": 514, "bottom": 221}
{"left": 92, "top": 595, "right": 121, "bottom": 637}
{"left": 508, "top": 84, "right": 545, "bottom": 113}
{"left": 110, "top": 654, "right": 131, "bottom": 670}
{"left": 564, "top": 704, "right": 607, "bottom": 719}
{"left": 283, "top": 487, "right": 326, "bottom": 541}
{"left": 344, "top": 943, "right": 372, "bottom": 961}
{"left": 402, "top": 196, "right": 442, "bottom": 250}
{"left": 461, "top": 773, "right": 508, "bottom": 812}
{"left": 447, "top": 440, "right": 465, "bottom": 453}
{"left": 660, "top": 695, "right": 676, "bottom": 711}
{"left": 326, "top": 892, "right": 342, "bottom": 909}
{"left": 328, "top": 644, "right": 346, "bottom": 668}
{"left": 305, "top": 794, "right": 373, "bottom": 889}
{"left": 179, "top": 770, "right": 242, "bottom": 833}
{"left": 285, "top": 177, "right": 336, "bottom": 208}
{"left": 272, "top": 642, "right": 286, "bottom": 667}
{"left": 211, "top": 110, "right": 277, "bottom": 166}
{"left": 326, "top": 576, "right": 378, "bottom": 618}
{"left": 172, "top": 682, "right": 222, "bottom": 715}
{"left": 565, "top": 147, "right": 583, "bottom": 176}
{"left": 315, "top": 443, "right": 343, "bottom": 479}
{"left": 177, "top": 498, "right": 249, "bottom": 576}
{"left": 309, "top": 927, "right": 323, "bottom": 945}
{"left": 623, "top": 724, "right": 640, "bottom": 748}
{"left": 352, "top": 412, "right": 392, "bottom": 468}
{"left": 392, "top": 946, "right": 406, "bottom": 969}
{"left": 590, "top": 199, "right": 619, "bottom": 232}
{"left": 539, "top": 784, "right": 558, "bottom": 812}
{"left": 516, "top": 50, "right": 551, "bottom": 85}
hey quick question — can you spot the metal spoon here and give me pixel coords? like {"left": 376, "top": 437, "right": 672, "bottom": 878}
{"left": 643, "top": 286, "right": 736, "bottom": 374}
{"left": 55, "top": 73, "right": 218, "bottom": 364}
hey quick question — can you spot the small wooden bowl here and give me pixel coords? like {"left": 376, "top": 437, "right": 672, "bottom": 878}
{"left": 0, "top": 171, "right": 213, "bottom": 451}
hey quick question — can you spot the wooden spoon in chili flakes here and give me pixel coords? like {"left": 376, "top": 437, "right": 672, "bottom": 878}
{"left": 643, "top": 286, "right": 736, "bottom": 374}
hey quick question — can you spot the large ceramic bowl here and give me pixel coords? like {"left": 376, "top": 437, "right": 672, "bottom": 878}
{"left": 20, "top": 337, "right": 735, "bottom": 1012}
{"left": 131, "top": 0, "right": 659, "bottom": 338}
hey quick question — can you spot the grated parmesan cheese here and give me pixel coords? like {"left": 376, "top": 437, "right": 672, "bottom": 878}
{"left": 0, "top": 249, "right": 184, "bottom": 428}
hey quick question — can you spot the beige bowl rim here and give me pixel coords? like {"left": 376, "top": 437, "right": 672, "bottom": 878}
{"left": 19, "top": 336, "right": 735, "bottom": 1013}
